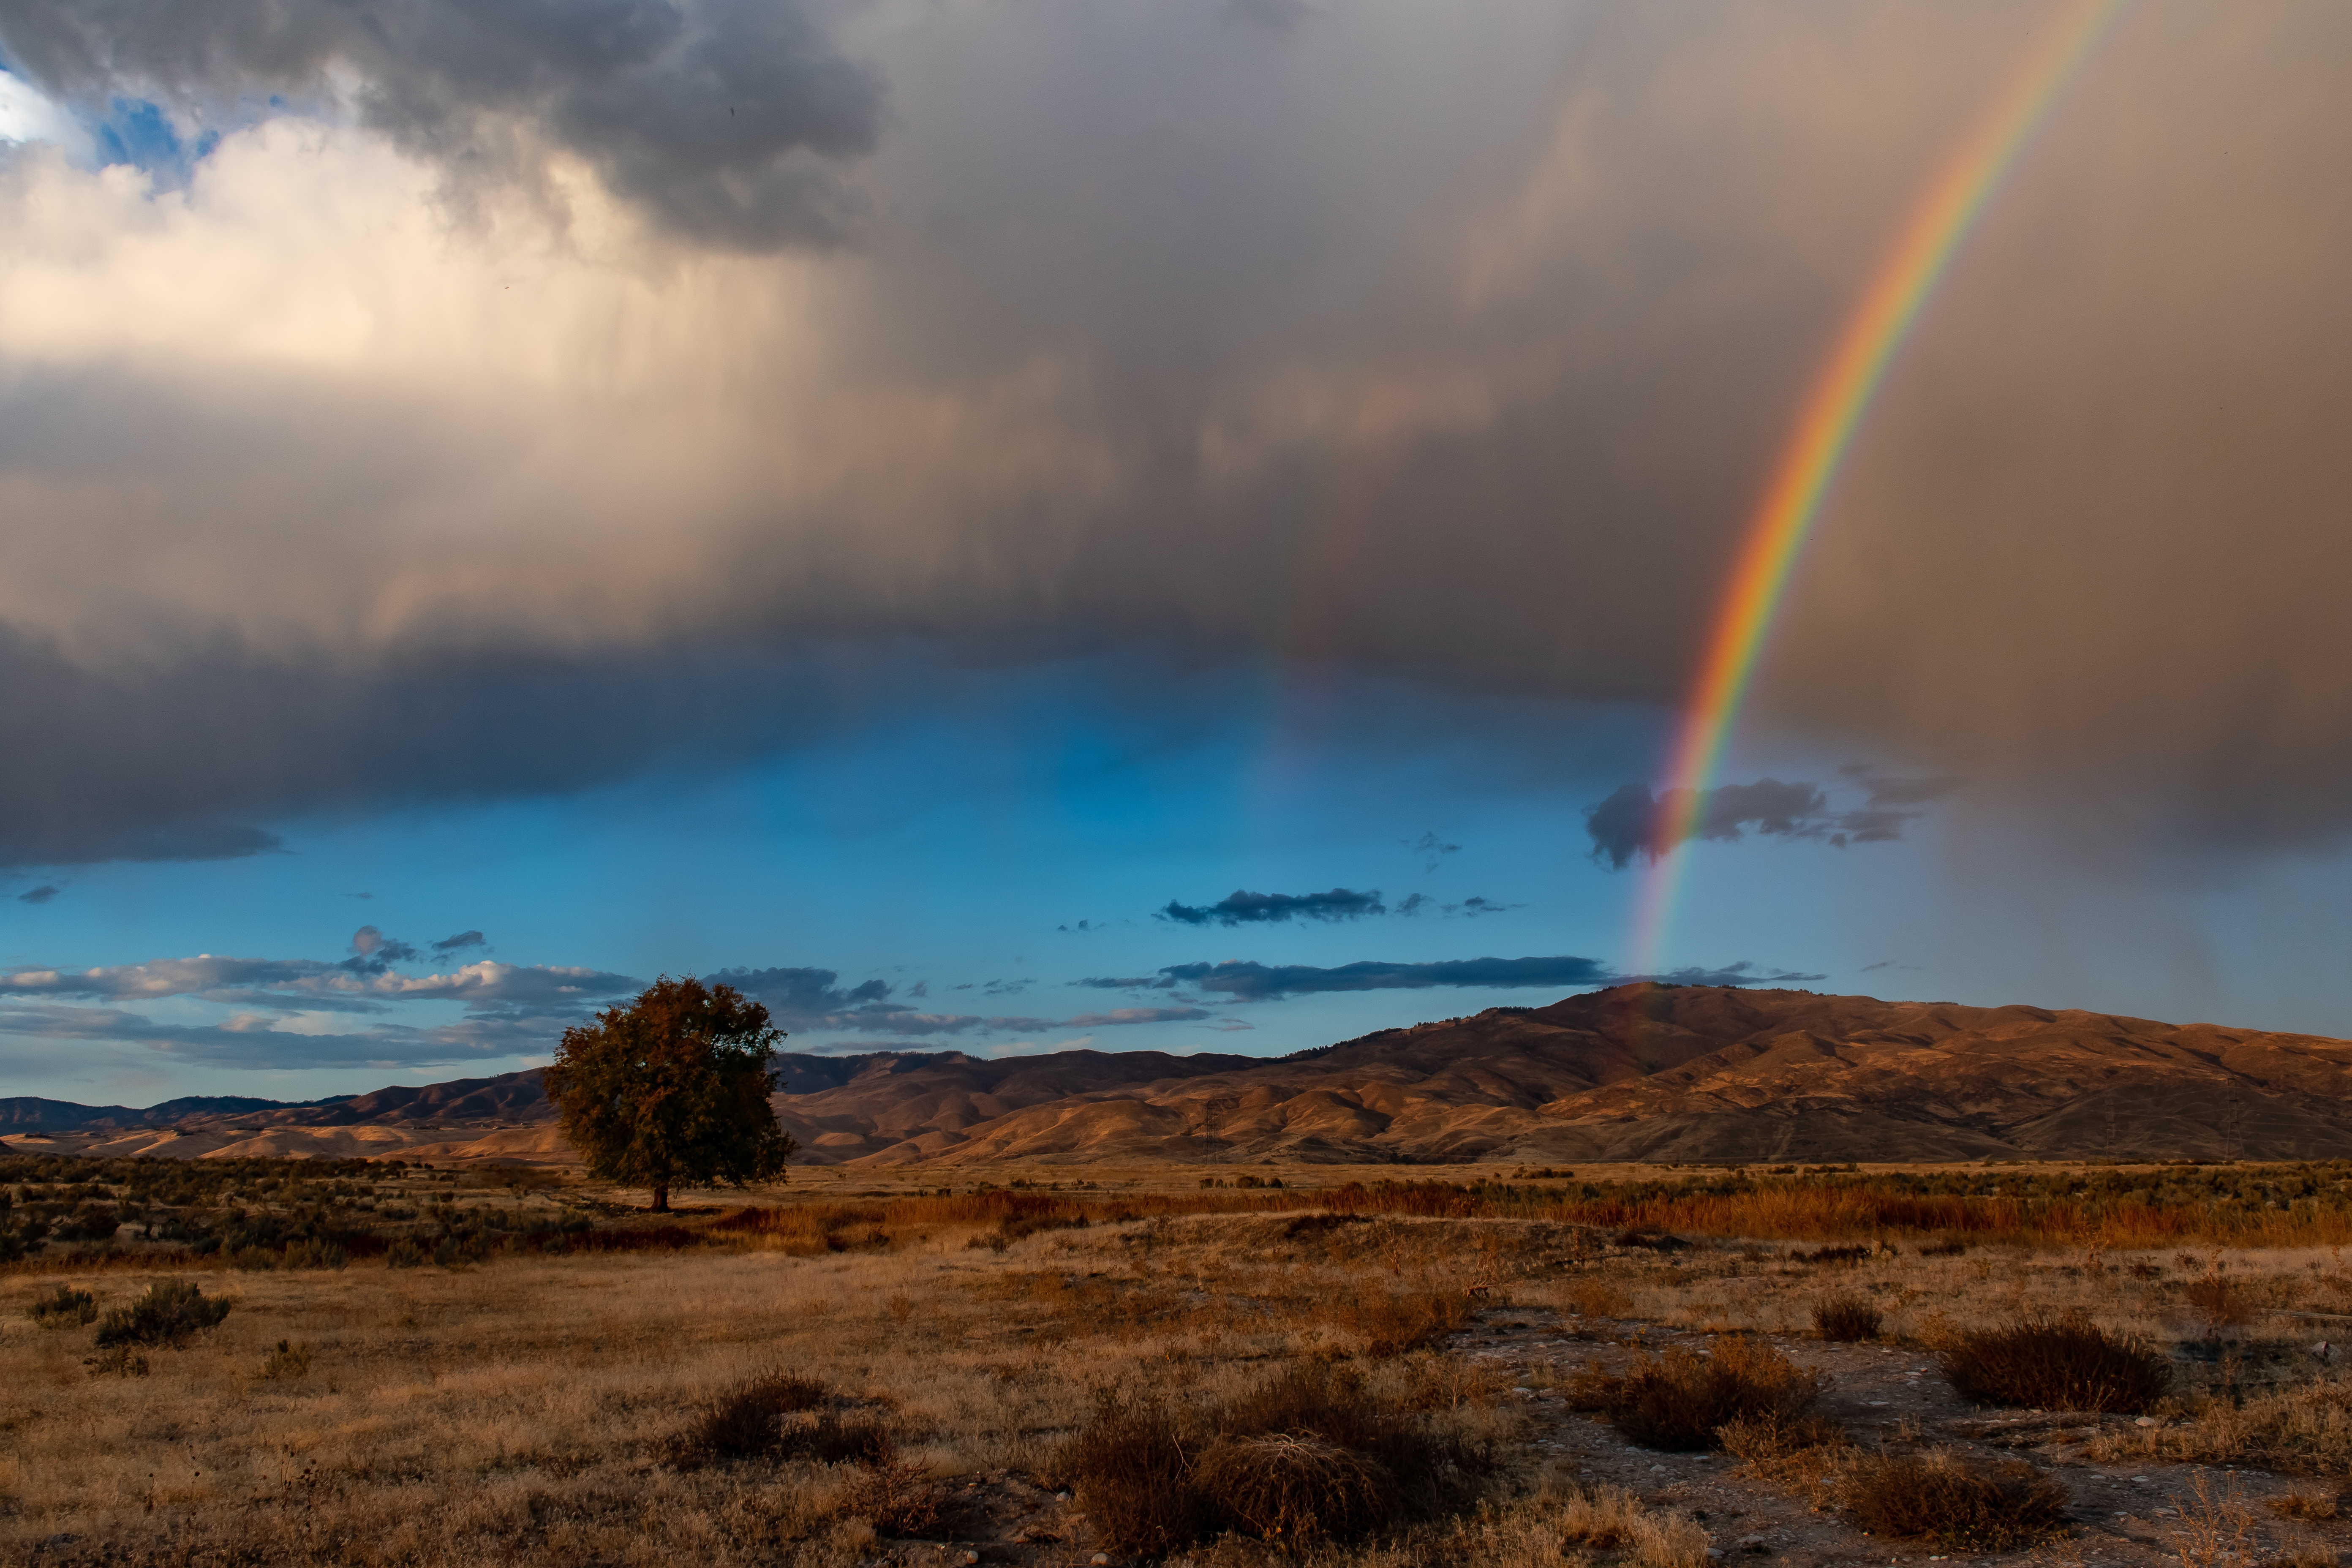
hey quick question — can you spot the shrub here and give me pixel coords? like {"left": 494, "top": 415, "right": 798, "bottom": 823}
{"left": 781, "top": 1413, "right": 896, "bottom": 1465}
{"left": 385, "top": 1239, "right": 425, "bottom": 1269}
{"left": 94, "top": 1280, "right": 231, "bottom": 1349}
{"left": 2268, "top": 1492, "right": 2339, "bottom": 1522}
{"left": 1554, "top": 1484, "right": 1714, "bottom": 1568}
{"left": 1192, "top": 1433, "right": 1394, "bottom": 1546}
{"left": 1059, "top": 1388, "right": 1200, "bottom": 1555}
{"left": 1813, "top": 1294, "right": 1884, "bottom": 1342}
{"left": 1571, "top": 1336, "right": 1826, "bottom": 1450}
{"left": 28, "top": 1284, "right": 97, "bottom": 1328}
{"left": 838, "top": 1458, "right": 942, "bottom": 1536}
{"left": 672, "top": 1371, "right": 837, "bottom": 1465}
{"left": 1798, "top": 1244, "right": 1873, "bottom": 1265}
{"left": 1918, "top": 1239, "right": 1969, "bottom": 1258}
{"left": 2184, "top": 1274, "right": 2256, "bottom": 1332}
{"left": 1061, "top": 1362, "right": 1495, "bottom": 1554}
{"left": 1282, "top": 1213, "right": 1369, "bottom": 1240}
{"left": 1219, "top": 1359, "right": 1490, "bottom": 1520}
{"left": 1937, "top": 1313, "right": 2170, "bottom": 1413}
{"left": 1842, "top": 1451, "right": 2071, "bottom": 1550}
{"left": 1331, "top": 1288, "right": 1472, "bottom": 1357}
{"left": 84, "top": 1346, "right": 150, "bottom": 1379}
{"left": 263, "top": 1339, "right": 313, "bottom": 1379}
{"left": 1564, "top": 1280, "right": 1636, "bottom": 1320}
{"left": 283, "top": 1237, "right": 349, "bottom": 1271}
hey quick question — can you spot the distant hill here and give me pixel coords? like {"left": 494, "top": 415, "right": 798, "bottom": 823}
{"left": 10, "top": 985, "right": 2352, "bottom": 1164}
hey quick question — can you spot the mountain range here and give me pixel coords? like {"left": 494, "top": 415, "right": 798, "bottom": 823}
{"left": 8, "top": 984, "right": 2351, "bottom": 1165}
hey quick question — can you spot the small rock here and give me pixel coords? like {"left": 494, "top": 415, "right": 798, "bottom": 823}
{"left": 2135, "top": 1416, "right": 2157, "bottom": 1427}
{"left": 1707, "top": 1551, "right": 1724, "bottom": 1561}
{"left": 963, "top": 1555, "right": 980, "bottom": 1566}
{"left": 2312, "top": 1341, "right": 2335, "bottom": 1362}
{"left": 1091, "top": 1557, "right": 1111, "bottom": 1567}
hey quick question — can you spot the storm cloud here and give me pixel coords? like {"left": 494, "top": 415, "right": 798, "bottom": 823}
{"left": 1584, "top": 772, "right": 1961, "bottom": 870}
{"left": 0, "top": 0, "right": 881, "bottom": 248}
{"left": 0, "top": 0, "right": 2346, "bottom": 866}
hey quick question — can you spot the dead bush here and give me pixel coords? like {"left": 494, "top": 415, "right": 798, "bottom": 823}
{"left": 1841, "top": 1451, "right": 2071, "bottom": 1550}
{"left": 2268, "top": 1492, "right": 2340, "bottom": 1521}
{"left": 84, "top": 1345, "right": 149, "bottom": 1379}
{"left": 1058, "top": 1388, "right": 1201, "bottom": 1556}
{"left": 1938, "top": 1313, "right": 2170, "bottom": 1413}
{"left": 1813, "top": 1294, "right": 1884, "bottom": 1342}
{"left": 1798, "top": 1244, "right": 1873, "bottom": 1266}
{"left": 1918, "top": 1239, "right": 1969, "bottom": 1258}
{"left": 1572, "top": 1336, "right": 1826, "bottom": 1451}
{"left": 784, "top": 1413, "right": 897, "bottom": 1466}
{"left": 2159, "top": 1469, "right": 2261, "bottom": 1568}
{"left": 1283, "top": 1214, "right": 1370, "bottom": 1240}
{"left": 1060, "top": 1361, "right": 1495, "bottom": 1554}
{"left": 1717, "top": 1411, "right": 1850, "bottom": 1507}
{"left": 1193, "top": 1433, "right": 1394, "bottom": 1545}
{"left": 1331, "top": 1288, "right": 1472, "bottom": 1357}
{"left": 2185, "top": 1274, "right": 2258, "bottom": 1331}
{"left": 262, "top": 1339, "right": 313, "bottom": 1380}
{"left": 1717, "top": 1413, "right": 1850, "bottom": 1463}
{"left": 93, "top": 1280, "right": 230, "bottom": 1349}
{"left": 28, "top": 1284, "right": 97, "bottom": 1328}
{"left": 838, "top": 1458, "right": 943, "bottom": 1536}
{"left": 1564, "top": 1280, "right": 1636, "bottom": 1319}
{"left": 1218, "top": 1358, "right": 1488, "bottom": 1514}
{"left": 670, "top": 1370, "right": 838, "bottom": 1465}
{"left": 1555, "top": 1484, "right": 1714, "bottom": 1568}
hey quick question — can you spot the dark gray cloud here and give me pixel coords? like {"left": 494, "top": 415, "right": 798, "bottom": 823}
{"left": 0, "top": 2, "right": 2346, "bottom": 871}
{"left": 0, "top": 632, "right": 887, "bottom": 869}
{"left": 16, "top": 884, "right": 60, "bottom": 904}
{"left": 430, "top": 930, "right": 487, "bottom": 955}
{"left": 1583, "top": 772, "right": 1961, "bottom": 871}
{"left": 1157, "top": 888, "right": 1387, "bottom": 926}
{"left": 1085, "top": 954, "right": 1823, "bottom": 1002}
{"left": 1144, "top": 954, "right": 1617, "bottom": 1002}
{"left": 0, "top": 0, "right": 881, "bottom": 248}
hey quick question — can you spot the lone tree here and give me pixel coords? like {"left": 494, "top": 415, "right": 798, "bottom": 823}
{"left": 542, "top": 975, "right": 796, "bottom": 1212}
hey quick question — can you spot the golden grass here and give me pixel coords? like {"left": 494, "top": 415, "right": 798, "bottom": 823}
{"left": 10, "top": 1161, "right": 2352, "bottom": 1563}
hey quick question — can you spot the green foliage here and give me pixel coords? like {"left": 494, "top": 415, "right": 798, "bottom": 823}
{"left": 541, "top": 975, "right": 798, "bottom": 1211}
{"left": 94, "top": 1280, "right": 232, "bottom": 1349}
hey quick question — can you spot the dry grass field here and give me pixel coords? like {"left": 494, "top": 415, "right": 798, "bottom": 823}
{"left": 8, "top": 1156, "right": 2352, "bottom": 1566}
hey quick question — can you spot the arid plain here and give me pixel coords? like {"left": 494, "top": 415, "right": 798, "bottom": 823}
{"left": 9, "top": 1152, "right": 2352, "bottom": 1568}
{"left": 10, "top": 985, "right": 2352, "bottom": 1565}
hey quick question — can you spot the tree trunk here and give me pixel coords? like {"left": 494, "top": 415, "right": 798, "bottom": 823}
{"left": 651, "top": 1183, "right": 669, "bottom": 1213}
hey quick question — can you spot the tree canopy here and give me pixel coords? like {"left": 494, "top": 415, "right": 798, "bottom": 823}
{"left": 541, "top": 975, "right": 796, "bottom": 1211}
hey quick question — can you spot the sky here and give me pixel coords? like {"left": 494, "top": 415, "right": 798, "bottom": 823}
{"left": 3, "top": 0, "right": 2351, "bottom": 1106}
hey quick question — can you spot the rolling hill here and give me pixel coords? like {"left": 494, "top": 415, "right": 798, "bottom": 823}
{"left": 9, "top": 984, "right": 2351, "bottom": 1165}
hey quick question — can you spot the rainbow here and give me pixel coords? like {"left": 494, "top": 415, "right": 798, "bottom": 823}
{"left": 1626, "top": 0, "right": 2126, "bottom": 978}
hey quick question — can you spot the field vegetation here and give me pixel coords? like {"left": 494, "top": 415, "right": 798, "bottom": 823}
{"left": 5, "top": 1155, "right": 2352, "bottom": 1564}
